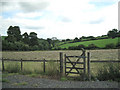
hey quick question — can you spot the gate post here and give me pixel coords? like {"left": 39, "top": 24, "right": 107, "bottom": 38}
{"left": 83, "top": 49, "right": 86, "bottom": 80}
{"left": 64, "top": 54, "right": 66, "bottom": 76}
{"left": 87, "top": 52, "right": 91, "bottom": 81}
{"left": 60, "top": 52, "right": 63, "bottom": 76}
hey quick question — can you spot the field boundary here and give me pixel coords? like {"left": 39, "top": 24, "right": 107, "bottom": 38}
{"left": 1, "top": 51, "right": 120, "bottom": 81}
{"left": 1, "top": 52, "right": 64, "bottom": 76}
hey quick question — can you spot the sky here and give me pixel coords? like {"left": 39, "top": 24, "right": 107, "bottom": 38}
{"left": 0, "top": 0, "right": 119, "bottom": 39}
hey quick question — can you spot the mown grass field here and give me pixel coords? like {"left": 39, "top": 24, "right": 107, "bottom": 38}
{"left": 58, "top": 37, "right": 119, "bottom": 49}
{"left": 2, "top": 49, "right": 119, "bottom": 77}
{"left": 2, "top": 49, "right": 118, "bottom": 60}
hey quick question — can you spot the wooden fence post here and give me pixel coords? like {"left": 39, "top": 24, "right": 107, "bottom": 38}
{"left": 87, "top": 52, "right": 91, "bottom": 81}
{"left": 21, "top": 59, "right": 23, "bottom": 71}
{"left": 83, "top": 50, "right": 86, "bottom": 81}
{"left": 64, "top": 54, "right": 66, "bottom": 76}
{"left": 43, "top": 59, "right": 45, "bottom": 73}
{"left": 2, "top": 58, "right": 5, "bottom": 71}
{"left": 60, "top": 52, "right": 63, "bottom": 76}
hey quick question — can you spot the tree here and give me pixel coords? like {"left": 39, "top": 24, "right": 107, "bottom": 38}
{"left": 7, "top": 26, "right": 22, "bottom": 42}
{"left": 66, "top": 39, "right": 70, "bottom": 41}
{"left": 29, "top": 32, "right": 38, "bottom": 46}
{"left": 107, "top": 29, "right": 118, "bottom": 39}
{"left": 74, "top": 37, "right": 79, "bottom": 42}
{"left": 47, "top": 38, "right": 52, "bottom": 49}
{"left": 22, "top": 32, "right": 30, "bottom": 44}
{"left": 5, "top": 35, "right": 16, "bottom": 43}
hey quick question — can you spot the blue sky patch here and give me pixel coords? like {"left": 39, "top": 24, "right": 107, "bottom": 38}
{"left": 89, "top": 1, "right": 115, "bottom": 8}
{"left": 2, "top": 10, "right": 19, "bottom": 19}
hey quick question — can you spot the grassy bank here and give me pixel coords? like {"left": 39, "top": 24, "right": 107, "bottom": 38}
{"left": 58, "top": 37, "right": 119, "bottom": 49}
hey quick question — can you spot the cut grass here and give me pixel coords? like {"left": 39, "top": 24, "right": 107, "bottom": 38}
{"left": 59, "top": 37, "right": 119, "bottom": 49}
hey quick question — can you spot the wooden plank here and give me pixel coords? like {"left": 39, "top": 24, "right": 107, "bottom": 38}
{"left": 66, "top": 62, "right": 84, "bottom": 64}
{"left": 3, "top": 59, "right": 21, "bottom": 62}
{"left": 66, "top": 67, "right": 84, "bottom": 70}
{"left": 90, "top": 60, "right": 120, "bottom": 63}
{"left": 2, "top": 59, "right": 59, "bottom": 62}
{"left": 66, "top": 56, "right": 86, "bottom": 58}
{"left": 66, "top": 71, "right": 79, "bottom": 74}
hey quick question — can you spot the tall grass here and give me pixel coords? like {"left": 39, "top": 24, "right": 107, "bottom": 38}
{"left": 45, "top": 61, "right": 60, "bottom": 76}
{"left": 5, "top": 62, "right": 20, "bottom": 73}
{"left": 96, "top": 63, "right": 120, "bottom": 81}
{"left": 4, "top": 61, "right": 60, "bottom": 77}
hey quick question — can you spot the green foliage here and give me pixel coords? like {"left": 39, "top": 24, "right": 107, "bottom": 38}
{"left": 2, "top": 26, "right": 120, "bottom": 51}
{"left": 73, "top": 37, "right": 79, "bottom": 42}
{"left": 29, "top": 32, "right": 38, "bottom": 46}
{"left": 68, "top": 44, "right": 86, "bottom": 50}
{"left": 107, "top": 29, "right": 118, "bottom": 39}
{"left": 5, "top": 62, "right": 20, "bottom": 73}
{"left": 7, "top": 26, "right": 22, "bottom": 42}
{"left": 116, "top": 42, "right": 120, "bottom": 48}
{"left": 22, "top": 32, "right": 30, "bottom": 44}
{"left": 105, "top": 43, "right": 115, "bottom": 49}
{"left": 2, "top": 26, "right": 51, "bottom": 51}
{"left": 5, "top": 35, "right": 17, "bottom": 43}
{"left": 96, "top": 63, "right": 120, "bottom": 81}
{"left": 1, "top": 36, "right": 7, "bottom": 40}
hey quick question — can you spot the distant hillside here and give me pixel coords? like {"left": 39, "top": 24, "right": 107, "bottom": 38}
{"left": 58, "top": 37, "right": 119, "bottom": 49}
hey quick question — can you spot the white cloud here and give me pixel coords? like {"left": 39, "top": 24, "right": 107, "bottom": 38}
{"left": 0, "top": 0, "right": 118, "bottom": 39}
{"left": 15, "top": 12, "right": 43, "bottom": 18}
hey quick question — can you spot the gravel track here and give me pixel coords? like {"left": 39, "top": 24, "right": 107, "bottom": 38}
{"left": 2, "top": 74, "right": 119, "bottom": 88}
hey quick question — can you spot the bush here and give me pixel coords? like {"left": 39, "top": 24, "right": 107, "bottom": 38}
{"left": 116, "top": 42, "right": 120, "bottom": 48}
{"left": 96, "top": 63, "right": 120, "bottom": 81}
{"left": 105, "top": 43, "right": 115, "bottom": 49}
{"left": 77, "top": 44, "right": 86, "bottom": 50}
{"left": 68, "top": 46, "right": 76, "bottom": 50}
{"left": 86, "top": 44, "right": 98, "bottom": 49}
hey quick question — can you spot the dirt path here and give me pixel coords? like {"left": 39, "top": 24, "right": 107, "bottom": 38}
{"left": 2, "top": 74, "right": 119, "bottom": 88}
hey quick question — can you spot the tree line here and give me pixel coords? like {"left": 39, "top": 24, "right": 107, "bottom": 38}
{"left": 2, "top": 26, "right": 59, "bottom": 51}
{"left": 2, "top": 26, "right": 120, "bottom": 51}
{"left": 61, "top": 28, "right": 120, "bottom": 43}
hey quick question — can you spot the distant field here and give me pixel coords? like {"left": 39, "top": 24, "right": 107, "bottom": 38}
{"left": 2, "top": 49, "right": 119, "bottom": 60}
{"left": 58, "top": 37, "right": 119, "bottom": 49}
